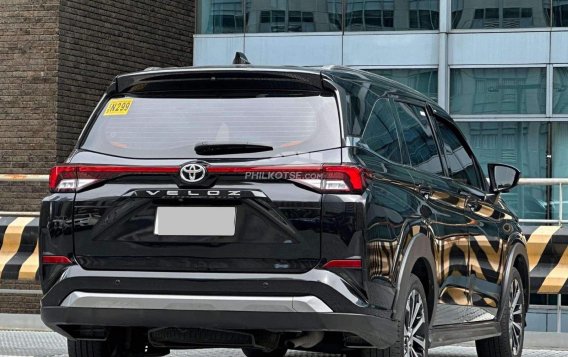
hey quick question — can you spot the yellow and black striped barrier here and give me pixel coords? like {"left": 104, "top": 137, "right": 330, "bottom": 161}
{"left": 0, "top": 217, "right": 567, "bottom": 294}
{"left": 525, "top": 225, "right": 568, "bottom": 294}
{"left": 0, "top": 216, "right": 39, "bottom": 281}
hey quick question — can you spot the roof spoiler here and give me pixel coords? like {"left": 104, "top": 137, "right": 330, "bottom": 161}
{"left": 232, "top": 52, "right": 251, "bottom": 65}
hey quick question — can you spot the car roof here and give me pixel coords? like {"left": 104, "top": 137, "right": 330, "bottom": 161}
{"left": 112, "top": 64, "right": 441, "bottom": 113}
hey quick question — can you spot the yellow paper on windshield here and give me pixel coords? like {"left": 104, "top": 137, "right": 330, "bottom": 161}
{"left": 103, "top": 98, "right": 133, "bottom": 116}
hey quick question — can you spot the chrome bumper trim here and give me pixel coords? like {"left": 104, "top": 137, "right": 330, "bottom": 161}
{"left": 60, "top": 292, "right": 333, "bottom": 313}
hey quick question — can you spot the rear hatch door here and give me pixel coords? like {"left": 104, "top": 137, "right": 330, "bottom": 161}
{"left": 66, "top": 74, "right": 343, "bottom": 273}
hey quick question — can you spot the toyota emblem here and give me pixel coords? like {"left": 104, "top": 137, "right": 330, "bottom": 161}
{"left": 180, "top": 163, "right": 207, "bottom": 183}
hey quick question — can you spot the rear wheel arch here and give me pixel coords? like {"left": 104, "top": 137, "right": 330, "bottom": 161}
{"left": 411, "top": 257, "right": 435, "bottom": 326}
{"left": 393, "top": 224, "right": 438, "bottom": 323}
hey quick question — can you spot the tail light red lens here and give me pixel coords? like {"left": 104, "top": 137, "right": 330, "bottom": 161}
{"left": 49, "top": 165, "right": 179, "bottom": 192}
{"left": 49, "top": 164, "right": 367, "bottom": 193}
{"left": 209, "top": 164, "right": 368, "bottom": 193}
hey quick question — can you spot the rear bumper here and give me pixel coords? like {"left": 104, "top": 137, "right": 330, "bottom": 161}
{"left": 41, "top": 266, "right": 397, "bottom": 349}
{"left": 42, "top": 307, "right": 397, "bottom": 349}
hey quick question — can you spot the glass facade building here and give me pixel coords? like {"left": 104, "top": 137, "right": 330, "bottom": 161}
{"left": 195, "top": 1, "right": 568, "bottom": 226}
{"left": 195, "top": 2, "right": 568, "bottom": 330}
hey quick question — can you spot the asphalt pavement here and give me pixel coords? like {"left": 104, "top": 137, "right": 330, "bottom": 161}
{"left": 0, "top": 331, "right": 567, "bottom": 357}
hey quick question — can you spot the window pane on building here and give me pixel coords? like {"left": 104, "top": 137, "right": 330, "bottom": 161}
{"left": 554, "top": 67, "right": 568, "bottom": 114}
{"left": 346, "top": 0, "right": 439, "bottom": 31}
{"left": 365, "top": 69, "right": 438, "bottom": 101}
{"left": 458, "top": 121, "right": 548, "bottom": 220}
{"left": 552, "top": 122, "right": 568, "bottom": 221}
{"left": 553, "top": 0, "right": 568, "bottom": 27}
{"left": 450, "top": 68, "right": 546, "bottom": 115}
{"left": 452, "top": 0, "right": 551, "bottom": 29}
{"left": 245, "top": 0, "right": 342, "bottom": 33}
{"left": 198, "top": 0, "right": 244, "bottom": 34}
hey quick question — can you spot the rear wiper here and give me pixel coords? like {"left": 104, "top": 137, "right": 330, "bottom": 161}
{"left": 194, "top": 142, "right": 274, "bottom": 156}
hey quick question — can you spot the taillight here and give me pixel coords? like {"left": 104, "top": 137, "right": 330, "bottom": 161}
{"left": 209, "top": 164, "right": 367, "bottom": 193}
{"left": 49, "top": 163, "right": 367, "bottom": 193}
{"left": 49, "top": 165, "right": 178, "bottom": 192}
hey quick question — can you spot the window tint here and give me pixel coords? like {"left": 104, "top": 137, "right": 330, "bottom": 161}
{"left": 395, "top": 102, "right": 443, "bottom": 174}
{"left": 82, "top": 95, "right": 341, "bottom": 159}
{"left": 435, "top": 118, "right": 484, "bottom": 189}
{"left": 361, "top": 99, "right": 402, "bottom": 163}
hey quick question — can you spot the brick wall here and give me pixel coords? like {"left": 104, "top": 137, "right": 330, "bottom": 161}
{"left": 0, "top": 0, "right": 59, "bottom": 211}
{"left": 0, "top": 0, "right": 194, "bottom": 210}
{"left": 56, "top": 0, "right": 195, "bottom": 161}
{"left": 0, "top": 280, "right": 41, "bottom": 314}
{"left": 0, "top": 1, "right": 195, "bottom": 313}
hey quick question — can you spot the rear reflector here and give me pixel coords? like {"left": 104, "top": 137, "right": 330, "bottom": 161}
{"left": 42, "top": 255, "right": 73, "bottom": 265}
{"left": 322, "top": 259, "right": 362, "bottom": 269}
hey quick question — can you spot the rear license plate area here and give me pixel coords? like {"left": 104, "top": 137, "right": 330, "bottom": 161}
{"left": 154, "top": 206, "right": 236, "bottom": 236}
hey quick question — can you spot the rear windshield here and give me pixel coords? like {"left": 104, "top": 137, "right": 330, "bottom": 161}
{"left": 81, "top": 95, "right": 341, "bottom": 159}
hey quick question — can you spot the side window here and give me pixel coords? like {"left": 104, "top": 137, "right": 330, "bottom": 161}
{"left": 395, "top": 102, "right": 443, "bottom": 175}
{"left": 434, "top": 117, "right": 485, "bottom": 189}
{"left": 361, "top": 99, "right": 403, "bottom": 163}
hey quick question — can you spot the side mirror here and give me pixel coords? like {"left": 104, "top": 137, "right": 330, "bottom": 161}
{"left": 488, "top": 163, "right": 521, "bottom": 193}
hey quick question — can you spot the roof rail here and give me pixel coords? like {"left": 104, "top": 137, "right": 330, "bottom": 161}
{"left": 143, "top": 66, "right": 162, "bottom": 71}
{"left": 232, "top": 52, "right": 250, "bottom": 65}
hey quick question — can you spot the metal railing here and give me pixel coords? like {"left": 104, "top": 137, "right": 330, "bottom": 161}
{"left": 0, "top": 174, "right": 48, "bottom": 217}
{"left": 517, "top": 178, "right": 568, "bottom": 226}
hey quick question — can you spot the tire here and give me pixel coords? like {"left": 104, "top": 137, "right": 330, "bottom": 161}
{"left": 348, "top": 274, "right": 429, "bottom": 357}
{"left": 476, "top": 267, "right": 525, "bottom": 357}
{"left": 67, "top": 340, "right": 112, "bottom": 357}
{"left": 242, "top": 347, "right": 288, "bottom": 357}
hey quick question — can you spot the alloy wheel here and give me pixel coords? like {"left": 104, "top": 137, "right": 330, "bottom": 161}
{"left": 509, "top": 278, "right": 523, "bottom": 355}
{"left": 403, "top": 289, "right": 427, "bottom": 357}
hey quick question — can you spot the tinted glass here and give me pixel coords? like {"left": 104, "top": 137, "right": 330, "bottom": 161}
{"left": 361, "top": 99, "right": 403, "bottom": 163}
{"left": 198, "top": 0, "right": 244, "bottom": 33}
{"left": 553, "top": 0, "right": 568, "bottom": 26}
{"left": 82, "top": 95, "right": 341, "bottom": 159}
{"left": 450, "top": 68, "right": 546, "bottom": 115}
{"left": 451, "top": 0, "right": 551, "bottom": 29}
{"left": 458, "top": 121, "right": 548, "bottom": 220}
{"left": 435, "top": 118, "right": 483, "bottom": 188}
{"left": 245, "top": 0, "right": 342, "bottom": 33}
{"left": 553, "top": 67, "right": 568, "bottom": 114}
{"left": 345, "top": 0, "right": 439, "bottom": 31}
{"left": 364, "top": 69, "right": 438, "bottom": 101}
{"left": 396, "top": 102, "right": 443, "bottom": 174}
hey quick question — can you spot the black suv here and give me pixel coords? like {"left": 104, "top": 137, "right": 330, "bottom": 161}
{"left": 40, "top": 63, "right": 529, "bottom": 357}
